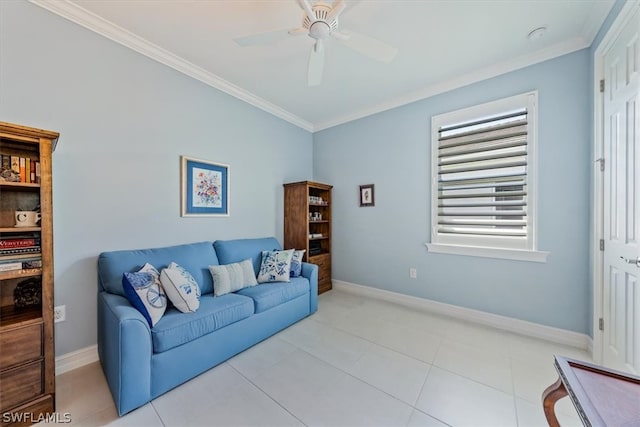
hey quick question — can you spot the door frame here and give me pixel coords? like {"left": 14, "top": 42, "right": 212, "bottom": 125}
{"left": 592, "top": 0, "right": 640, "bottom": 364}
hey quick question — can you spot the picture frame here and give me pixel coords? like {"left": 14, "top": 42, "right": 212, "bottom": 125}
{"left": 359, "top": 184, "right": 375, "bottom": 207}
{"left": 181, "top": 156, "right": 229, "bottom": 217}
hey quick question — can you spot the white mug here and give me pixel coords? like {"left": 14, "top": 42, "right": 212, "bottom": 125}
{"left": 15, "top": 211, "right": 41, "bottom": 227}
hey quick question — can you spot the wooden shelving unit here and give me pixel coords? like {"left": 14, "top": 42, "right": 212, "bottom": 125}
{"left": 283, "top": 181, "right": 333, "bottom": 294}
{"left": 0, "top": 121, "right": 58, "bottom": 426}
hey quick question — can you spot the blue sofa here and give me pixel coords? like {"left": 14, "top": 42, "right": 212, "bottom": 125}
{"left": 97, "top": 237, "right": 318, "bottom": 415}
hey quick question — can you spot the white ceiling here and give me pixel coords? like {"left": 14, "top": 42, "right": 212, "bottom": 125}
{"left": 32, "top": 0, "right": 614, "bottom": 132}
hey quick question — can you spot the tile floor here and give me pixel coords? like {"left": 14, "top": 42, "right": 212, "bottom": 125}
{"left": 44, "top": 289, "right": 592, "bottom": 426}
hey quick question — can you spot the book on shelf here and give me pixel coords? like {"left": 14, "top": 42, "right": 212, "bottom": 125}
{"left": 0, "top": 252, "right": 42, "bottom": 261}
{"left": 0, "top": 246, "right": 41, "bottom": 256}
{"left": 0, "top": 262, "right": 23, "bottom": 272}
{"left": 10, "top": 156, "right": 19, "bottom": 174}
{"left": 0, "top": 238, "right": 39, "bottom": 249}
{"left": 19, "top": 157, "right": 26, "bottom": 182}
{"left": 0, "top": 255, "right": 41, "bottom": 271}
{"left": 30, "top": 159, "right": 36, "bottom": 183}
{"left": 35, "top": 161, "right": 41, "bottom": 184}
{"left": 1, "top": 155, "right": 9, "bottom": 171}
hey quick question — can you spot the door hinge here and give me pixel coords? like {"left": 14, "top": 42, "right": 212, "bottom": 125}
{"left": 599, "top": 318, "right": 604, "bottom": 331}
{"left": 595, "top": 158, "right": 605, "bottom": 172}
{"left": 600, "top": 79, "right": 605, "bottom": 93}
{"left": 600, "top": 239, "right": 605, "bottom": 251}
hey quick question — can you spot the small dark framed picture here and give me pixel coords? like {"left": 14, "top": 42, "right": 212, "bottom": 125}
{"left": 359, "top": 184, "right": 375, "bottom": 207}
{"left": 181, "top": 156, "right": 229, "bottom": 217}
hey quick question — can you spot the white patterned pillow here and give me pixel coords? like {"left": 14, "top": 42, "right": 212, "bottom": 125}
{"left": 209, "top": 258, "right": 258, "bottom": 297}
{"left": 160, "top": 262, "right": 201, "bottom": 313}
{"left": 257, "top": 249, "right": 294, "bottom": 283}
{"left": 122, "top": 263, "right": 167, "bottom": 327}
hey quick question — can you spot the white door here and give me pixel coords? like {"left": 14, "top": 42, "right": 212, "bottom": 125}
{"left": 602, "top": 4, "right": 640, "bottom": 374}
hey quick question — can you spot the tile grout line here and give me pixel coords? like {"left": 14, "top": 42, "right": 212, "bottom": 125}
{"left": 226, "top": 361, "right": 309, "bottom": 427}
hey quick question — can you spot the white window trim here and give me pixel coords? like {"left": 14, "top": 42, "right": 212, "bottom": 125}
{"left": 425, "top": 243, "right": 549, "bottom": 263}
{"left": 427, "top": 91, "right": 548, "bottom": 262}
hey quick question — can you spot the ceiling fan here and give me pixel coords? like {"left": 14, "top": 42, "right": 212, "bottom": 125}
{"left": 233, "top": 0, "right": 398, "bottom": 86}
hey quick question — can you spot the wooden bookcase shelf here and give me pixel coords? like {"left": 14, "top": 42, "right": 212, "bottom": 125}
{"left": 0, "top": 269, "right": 42, "bottom": 281}
{"left": 284, "top": 181, "right": 333, "bottom": 294}
{"left": 0, "top": 305, "right": 42, "bottom": 328}
{"left": 0, "top": 121, "right": 58, "bottom": 426}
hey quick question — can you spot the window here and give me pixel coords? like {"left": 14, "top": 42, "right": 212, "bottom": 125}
{"left": 427, "top": 92, "right": 548, "bottom": 262}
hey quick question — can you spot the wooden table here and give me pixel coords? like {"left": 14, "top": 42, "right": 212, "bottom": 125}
{"left": 542, "top": 356, "right": 640, "bottom": 427}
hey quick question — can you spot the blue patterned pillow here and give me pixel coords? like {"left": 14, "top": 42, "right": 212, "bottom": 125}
{"left": 160, "top": 262, "right": 201, "bottom": 313}
{"left": 290, "top": 250, "right": 305, "bottom": 277}
{"left": 122, "top": 263, "right": 167, "bottom": 327}
{"left": 257, "top": 249, "right": 294, "bottom": 283}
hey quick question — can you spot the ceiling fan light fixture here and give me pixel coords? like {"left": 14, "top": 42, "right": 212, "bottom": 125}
{"left": 309, "top": 21, "right": 331, "bottom": 40}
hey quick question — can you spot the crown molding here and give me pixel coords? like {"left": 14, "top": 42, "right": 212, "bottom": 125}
{"left": 581, "top": 0, "right": 616, "bottom": 46}
{"left": 314, "top": 36, "right": 589, "bottom": 131}
{"left": 28, "top": 0, "right": 603, "bottom": 134}
{"left": 29, "top": 0, "right": 314, "bottom": 132}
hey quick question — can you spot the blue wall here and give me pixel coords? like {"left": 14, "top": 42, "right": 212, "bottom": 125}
{"left": 0, "top": 1, "right": 313, "bottom": 356}
{"left": 0, "top": 0, "right": 629, "bottom": 355}
{"left": 314, "top": 50, "right": 592, "bottom": 334}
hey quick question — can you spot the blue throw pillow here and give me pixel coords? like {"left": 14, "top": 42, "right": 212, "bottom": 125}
{"left": 122, "top": 263, "right": 167, "bottom": 327}
{"left": 290, "top": 249, "right": 305, "bottom": 277}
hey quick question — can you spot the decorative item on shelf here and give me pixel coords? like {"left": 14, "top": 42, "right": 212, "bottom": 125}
{"left": 15, "top": 210, "right": 41, "bottom": 227}
{"left": 13, "top": 277, "right": 42, "bottom": 308}
{"left": 309, "top": 196, "right": 327, "bottom": 205}
{"left": 359, "top": 184, "right": 375, "bottom": 207}
{"left": 181, "top": 156, "right": 230, "bottom": 217}
{"left": 0, "top": 165, "right": 21, "bottom": 182}
{"left": 309, "top": 240, "right": 322, "bottom": 255}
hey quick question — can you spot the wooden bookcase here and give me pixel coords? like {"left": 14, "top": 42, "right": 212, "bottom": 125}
{"left": 0, "top": 122, "right": 58, "bottom": 425}
{"left": 283, "top": 181, "right": 333, "bottom": 294}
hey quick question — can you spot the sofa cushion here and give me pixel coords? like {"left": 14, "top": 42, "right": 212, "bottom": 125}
{"left": 151, "top": 294, "right": 254, "bottom": 353}
{"left": 99, "top": 241, "right": 219, "bottom": 297}
{"left": 209, "top": 259, "right": 258, "bottom": 297}
{"left": 214, "top": 237, "right": 281, "bottom": 278}
{"left": 236, "top": 277, "right": 310, "bottom": 313}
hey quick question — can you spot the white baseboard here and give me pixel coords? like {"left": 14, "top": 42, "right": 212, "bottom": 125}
{"left": 332, "top": 280, "right": 591, "bottom": 350}
{"left": 53, "top": 281, "right": 592, "bottom": 376}
{"left": 55, "top": 344, "right": 99, "bottom": 376}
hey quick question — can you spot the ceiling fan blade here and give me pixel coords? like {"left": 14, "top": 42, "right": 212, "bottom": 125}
{"left": 296, "top": 0, "right": 316, "bottom": 22}
{"left": 326, "top": 0, "right": 346, "bottom": 22}
{"left": 333, "top": 30, "right": 397, "bottom": 62}
{"left": 233, "top": 28, "right": 304, "bottom": 47}
{"left": 308, "top": 40, "right": 325, "bottom": 87}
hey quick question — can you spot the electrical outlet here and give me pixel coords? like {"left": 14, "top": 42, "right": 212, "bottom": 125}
{"left": 54, "top": 305, "right": 66, "bottom": 323}
{"left": 409, "top": 268, "right": 417, "bottom": 279}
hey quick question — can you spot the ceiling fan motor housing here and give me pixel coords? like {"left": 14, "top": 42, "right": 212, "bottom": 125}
{"left": 303, "top": 2, "right": 339, "bottom": 40}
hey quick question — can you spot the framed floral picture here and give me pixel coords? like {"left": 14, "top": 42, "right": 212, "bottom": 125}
{"left": 181, "top": 156, "right": 229, "bottom": 216}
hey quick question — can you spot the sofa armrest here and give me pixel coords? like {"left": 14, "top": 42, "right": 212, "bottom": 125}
{"left": 301, "top": 262, "right": 318, "bottom": 313}
{"left": 97, "top": 291, "right": 152, "bottom": 416}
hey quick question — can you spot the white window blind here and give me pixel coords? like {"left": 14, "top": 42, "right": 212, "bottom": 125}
{"left": 430, "top": 92, "right": 538, "bottom": 253}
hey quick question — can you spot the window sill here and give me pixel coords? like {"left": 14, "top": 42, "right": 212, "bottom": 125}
{"left": 425, "top": 243, "right": 549, "bottom": 263}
